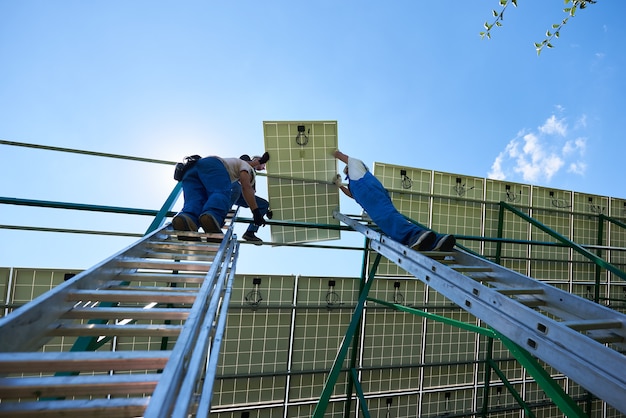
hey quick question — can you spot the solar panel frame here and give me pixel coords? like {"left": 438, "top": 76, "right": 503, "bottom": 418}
{"left": 263, "top": 121, "right": 341, "bottom": 244}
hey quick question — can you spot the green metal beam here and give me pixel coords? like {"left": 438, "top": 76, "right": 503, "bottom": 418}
{"left": 487, "top": 354, "right": 536, "bottom": 418}
{"left": 500, "top": 201, "right": 626, "bottom": 281}
{"left": 600, "top": 213, "right": 626, "bottom": 231}
{"left": 344, "top": 237, "right": 371, "bottom": 418}
{"left": 595, "top": 215, "right": 605, "bottom": 303}
{"left": 0, "top": 196, "right": 164, "bottom": 217}
{"left": 0, "top": 139, "right": 176, "bottom": 165}
{"left": 146, "top": 182, "right": 182, "bottom": 234}
{"left": 480, "top": 337, "right": 495, "bottom": 418}
{"left": 312, "top": 253, "right": 383, "bottom": 418}
{"left": 496, "top": 333, "right": 587, "bottom": 417}
{"left": 350, "top": 368, "right": 371, "bottom": 418}
{"left": 367, "top": 298, "right": 586, "bottom": 417}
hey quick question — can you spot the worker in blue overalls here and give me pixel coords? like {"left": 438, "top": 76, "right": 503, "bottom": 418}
{"left": 172, "top": 152, "right": 270, "bottom": 234}
{"left": 333, "top": 149, "right": 455, "bottom": 251}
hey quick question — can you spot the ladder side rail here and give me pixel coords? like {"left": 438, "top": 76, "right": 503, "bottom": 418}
{"left": 144, "top": 228, "right": 235, "bottom": 418}
{"left": 171, "top": 238, "right": 237, "bottom": 418}
{"left": 0, "top": 397, "right": 150, "bottom": 416}
{"left": 334, "top": 211, "right": 626, "bottom": 414}
{"left": 369, "top": 234, "right": 626, "bottom": 414}
{"left": 0, "top": 226, "right": 168, "bottom": 352}
{"left": 195, "top": 241, "right": 239, "bottom": 417}
{"left": 451, "top": 250, "right": 626, "bottom": 336}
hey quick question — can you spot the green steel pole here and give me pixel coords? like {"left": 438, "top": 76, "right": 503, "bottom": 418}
{"left": 496, "top": 203, "right": 505, "bottom": 264}
{"left": 312, "top": 253, "right": 383, "bottom": 418}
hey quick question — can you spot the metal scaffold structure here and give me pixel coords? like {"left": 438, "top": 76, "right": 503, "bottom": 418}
{"left": 1, "top": 138, "right": 626, "bottom": 417}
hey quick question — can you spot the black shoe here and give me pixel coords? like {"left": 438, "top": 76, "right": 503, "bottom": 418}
{"left": 199, "top": 213, "right": 222, "bottom": 233}
{"left": 242, "top": 231, "right": 263, "bottom": 245}
{"left": 433, "top": 234, "right": 456, "bottom": 251}
{"left": 172, "top": 213, "right": 198, "bottom": 231}
{"left": 410, "top": 231, "right": 436, "bottom": 251}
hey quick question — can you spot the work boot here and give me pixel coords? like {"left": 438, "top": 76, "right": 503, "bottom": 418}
{"left": 172, "top": 213, "right": 198, "bottom": 231}
{"left": 433, "top": 234, "right": 456, "bottom": 251}
{"left": 199, "top": 213, "right": 222, "bottom": 234}
{"left": 242, "top": 231, "right": 263, "bottom": 245}
{"left": 410, "top": 231, "right": 436, "bottom": 251}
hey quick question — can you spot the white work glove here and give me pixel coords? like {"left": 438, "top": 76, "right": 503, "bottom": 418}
{"left": 332, "top": 174, "right": 342, "bottom": 187}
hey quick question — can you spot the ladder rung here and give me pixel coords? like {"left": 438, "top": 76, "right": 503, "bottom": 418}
{"left": 147, "top": 242, "right": 219, "bottom": 252}
{"left": 563, "top": 319, "right": 623, "bottom": 331}
{"left": 0, "top": 374, "right": 159, "bottom": 398}
{"left": 115, "top": 272, "right": 206, "bottom": 284}
{"left": 116, "top": 259, "right": 213, "bottom": 272}
{"left": 517, "top": 299, "right": 547, "bottom": 308}
{"left": 0, "top": 351, "right": 170, "bottom": 374}
{"left": 67, "top": 289, "right": 198, "bottom": 304}
{"left": 62, "top": 307, "right": 190, "bottom": 321}
{"left": 105, "top": 285, "right": 199, "bottom": 293}
{"left": 47, "top": 323, "right": 183, "bottom": 338}
{"left": 422, "top": 250, "right": 455, "bottom": 259}
{"left": 470, "top": 275, "right": 497, "bottom": 282}
{"left": 0, "top": 398, "right": 149, "bottom": 418}
{"left": 592, "top": 334, "right": 625, "bottom": 344}
{"left": 163, "top": 229, "right": 225, "bottom": 242}
{"left": 142, "top": 251, "right": 216, "bottom": 262}
{"left": 448, "top": 265, "right": 493, "bottom": 273}
{"left": 496, "top": 288, "right": 545, "bottom": 296}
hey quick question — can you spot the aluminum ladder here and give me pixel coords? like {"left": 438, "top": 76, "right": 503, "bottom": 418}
{"left": 0, "top": 217, "right": 239, "bottom": 418}
{"left": 333, "top": 211, "right": 626, "bottom": 414}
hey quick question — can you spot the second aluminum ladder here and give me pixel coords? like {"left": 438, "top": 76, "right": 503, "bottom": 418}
{"left": 332, "top": 210, "right": 626, "bottom": 414}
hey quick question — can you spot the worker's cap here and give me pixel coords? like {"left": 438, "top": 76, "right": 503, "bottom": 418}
{"left": 240, "top": 154, "right": 266, "bottom": 171}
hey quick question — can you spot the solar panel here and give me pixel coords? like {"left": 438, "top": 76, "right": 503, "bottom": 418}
{"left": 263, "top": 121, "right": 340, "bottom": 244}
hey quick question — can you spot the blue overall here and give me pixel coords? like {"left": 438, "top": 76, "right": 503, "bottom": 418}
{"left": 179, "top": 157, "right": 232, "bottom": 227}
{"left": 348, "top": 171, "right": 430, "bottom": 247}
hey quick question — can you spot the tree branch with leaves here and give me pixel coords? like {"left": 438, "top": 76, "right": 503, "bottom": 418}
{"left": 480, "top": 0, "right": 598, "bottom": 55}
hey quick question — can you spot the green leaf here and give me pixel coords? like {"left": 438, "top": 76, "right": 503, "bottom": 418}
{"left": 546, "top": 30, "right": 552, "bottom": 37}
{"left": 512, "top": 0, "right": 518, "bottom": 7}
{"left": 499, "top": 0, "right": 507, "bottom": 6}
{"left": 534, "top": 42, "right": 543, "bottom": 48}
{"left": 496, "top": 21, "right": 502, "bottom": 27}
{"left": 552, "top": 23, "right": 560, "bottom": 29}
{"left": 492, "top": 9, "right": 499, "bottom": 17}
{"left": 547, "top": 43, "right": 554, "bottom": 48}
{"left": 484, "top": 21, "right": 489, "bottom": 30}
{"left": 555, "top": 31, "right": 560, "bottom": 38}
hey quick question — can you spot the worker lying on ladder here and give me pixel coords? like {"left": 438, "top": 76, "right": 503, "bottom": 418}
{"left": 333, "top": 149, "right": 455, "bottom": 252}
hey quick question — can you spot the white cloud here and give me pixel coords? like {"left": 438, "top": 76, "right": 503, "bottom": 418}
{"left": 543, "top": 154, "right": 565, "bottom": 180}
{"left": 568, "top": 161, "right": 587, "bottom": 175}
{"left": 538, "top": 115, "right": 567, "bottom": 136}
{"left": 488, "top": 153, "right": 506, "bottom": 180}
{"left": 487, "top": 113, "right": 588, "bottom": 185}
{"left": 575, "top": 114, "right": 587, "bottom": 129}
{"left": 562, "top": 137, "right": 586, "bottom": 156}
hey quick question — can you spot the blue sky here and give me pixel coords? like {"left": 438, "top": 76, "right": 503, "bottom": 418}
{"left": 1, "top": 1, "right": 625, "bottom": 277}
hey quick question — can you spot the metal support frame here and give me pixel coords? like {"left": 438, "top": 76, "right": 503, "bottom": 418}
{"left": 329, "top": 210, "right": 626, "bottom": 415}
